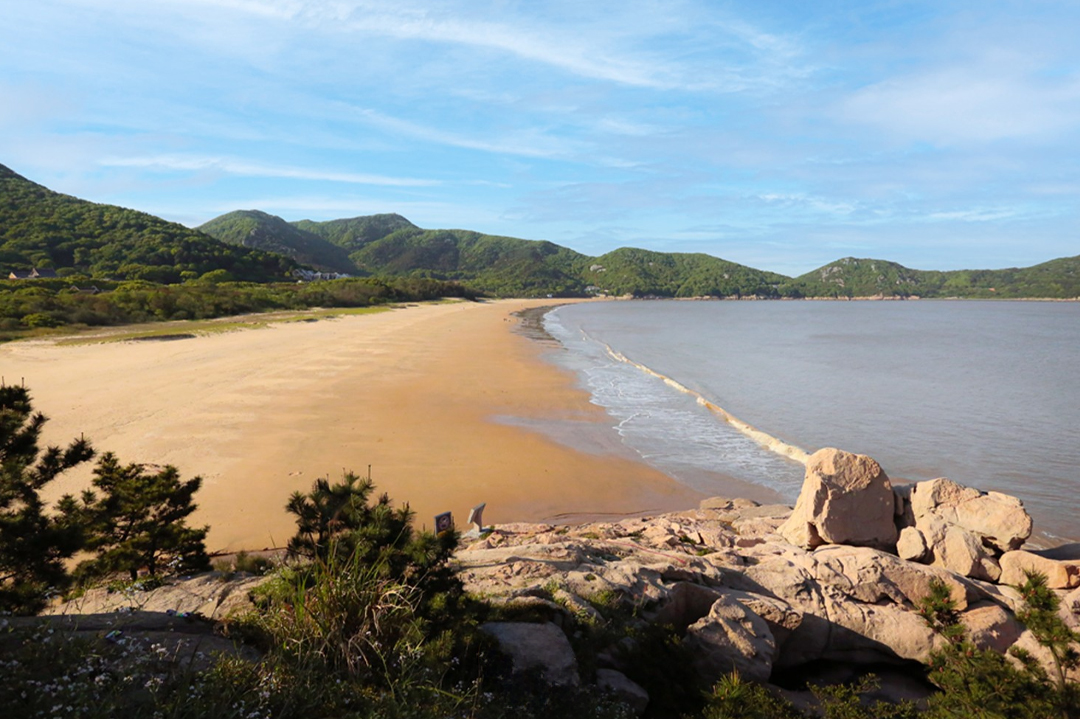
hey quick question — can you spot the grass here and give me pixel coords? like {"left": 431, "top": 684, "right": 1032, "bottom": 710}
{"left": 56, "top": 306, "right": 395, "bottom": 346}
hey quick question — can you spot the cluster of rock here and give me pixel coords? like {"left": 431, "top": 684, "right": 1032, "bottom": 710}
{"left": 32, "top": 447, "right": 1079, "bottom": 715}
{"left": 459, "top": 448, "right": 1080, "bottom": 713}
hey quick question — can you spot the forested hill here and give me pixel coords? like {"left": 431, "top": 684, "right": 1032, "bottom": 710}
{"left": 205, "top": 210, "right": 785, "bottom": 297}
{"left": 4, "top": 159, "right": 1078, "bottom": 298}
{"left": 786, "top": 256, "right": 1080, "bottom": 299}
{"left": 197, "top": 210, "right": 360, "bottom": 275}
{"left": 0, "top": 164, "right": 296, "bottom": 283}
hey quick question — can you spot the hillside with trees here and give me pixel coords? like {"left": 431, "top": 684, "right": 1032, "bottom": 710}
{"left": 4, "top": 160, "right": 1078, "bottom": 301}
{"left": 0, "top": 164, "right": 296, "bottom": 283}
{"left": 783, "top": 256, "right": 1080, "bottom": 299}
{"left": 197, "top": 210, "right": 361, "bottom": 275}
{"left": 585, "top": 247, "right": 788, "bottom": 298}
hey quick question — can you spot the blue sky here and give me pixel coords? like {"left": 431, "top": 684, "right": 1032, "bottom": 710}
{"left": 2, "top": 0, "right": 1078, "bottom": 276}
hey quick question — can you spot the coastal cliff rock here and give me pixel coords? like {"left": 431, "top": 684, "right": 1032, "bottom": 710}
{"left": 778, "top": 448, "right": 897, "bottom": 550}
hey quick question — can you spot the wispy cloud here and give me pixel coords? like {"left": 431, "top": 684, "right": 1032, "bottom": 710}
{"left": 347, "top": 107, "right": 579, "bottom": 159}
{"left": 99, "top": 155, "right": 440, "bottom": 186}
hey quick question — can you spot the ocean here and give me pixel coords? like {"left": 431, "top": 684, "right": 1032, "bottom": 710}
{"left": 543, "top": 300, "right": 1080, "bottom": 544}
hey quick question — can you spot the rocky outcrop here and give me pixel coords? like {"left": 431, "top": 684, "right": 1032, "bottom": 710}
{"left": 892, "top": 477, "right": 1035, "bottom": 582}
{"left": 778, "top": 448, "right": 897, "bottom": 551}
{"left": 44, "top": 572, "right": 269, "bottom": 620}
{"left": 908, "top": 479, "right": 1032, "bottom": 553}
{"left": 35, "top": 450, "right": 1074, "bottom": 710}
{"left": 685, "top": 595, "right": 776, "bottom": 684}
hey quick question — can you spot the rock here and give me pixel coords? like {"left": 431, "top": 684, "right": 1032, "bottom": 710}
{"left": 725, "top": 589, "right": 803, "bottom": 648}
{"left": 999, "top": 550, "right": 1080, "bottom": 589}
{"left": 700, "top": 497, "right": 760, "bottom": 511}
{"left": 778, "top": 448, "right": 897, "bottom": 551}
{"left": 896, "top": 527, "right": 929, "bottom": 562}
{"left": 45, "top": 573, "right": 269, "bottom": 620}
{"left": 816, "top": 597, "right": 942, "bottom": 663}
{"left": 5, "top": 612, "right": 260, "bottom": 671}
{"left": 811, "top": 545, "right": 977, "bottom": 611}
{"left": 648, "top": 582, "right": 724, "bottom": 631}
{"left": 597, "top": 668, "right": 650, "bottom": 716}
{"left": 938, "top": 526, "right": 996, "bottom": 581}
{"left": 909, "top": 478, "right": 1032, "bottom": 553}
{"left": 480, "top": 621, "right": 579, "bottom": 686}
{"left": 961, "top": 601, "right": 1024, "bottom": 653}
{"left": 685, "top": 595, "right": 776, "bottom": 684}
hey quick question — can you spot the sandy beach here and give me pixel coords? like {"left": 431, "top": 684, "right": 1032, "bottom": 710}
{"left": 1, "top": 299, "right": 705, "bottom": 551}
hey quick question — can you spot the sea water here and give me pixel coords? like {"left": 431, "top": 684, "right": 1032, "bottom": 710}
{"left": 543, "top": 300, "right": 1080, "bottom": 543}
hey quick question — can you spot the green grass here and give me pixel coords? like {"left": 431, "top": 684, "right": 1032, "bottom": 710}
{"left": 55, "top": 305, "right": 395, "bottom": 345}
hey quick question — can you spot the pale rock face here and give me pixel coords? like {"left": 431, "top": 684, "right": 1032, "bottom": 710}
{"left": 778, "top": 448, "right": 898, "bottom": 551}
{"left": 479, "top": 621, "right": 580, "bottom": 686}
{"left": 685, "top": 595, "right": 776, "bottom": 684}
{"left": 999, "top": 550, "right": 1080, "bottom": 589}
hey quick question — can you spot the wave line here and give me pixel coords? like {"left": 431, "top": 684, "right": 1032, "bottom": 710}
{"left": 596, "top": 339, "right": 811, "bottom": 466}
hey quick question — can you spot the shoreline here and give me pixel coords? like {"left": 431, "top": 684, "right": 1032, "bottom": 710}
{"left": 3, "top": 299, "right": 709, "bottom": 552}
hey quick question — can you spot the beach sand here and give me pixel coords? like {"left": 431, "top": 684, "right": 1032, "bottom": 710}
{"left": 1, "top": 299, "right": 707, "bottom": 551}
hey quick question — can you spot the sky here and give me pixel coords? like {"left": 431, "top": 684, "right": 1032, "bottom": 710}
{"left": 2, "top": 0, "right": 1079, "bottom": 276}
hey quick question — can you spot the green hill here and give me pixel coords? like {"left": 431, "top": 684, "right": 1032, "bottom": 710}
{"left": 784, "top": 256, "right": 1080, "bottom": 299}
{"left": 198, "top": 210, "right": 360, "bottom": 275}
{"left": 586, "top": 247, "right": 787, "bottom": 298}
{"left": 0, "top": 164, "right": 295, "bottom": 283}
{"left": 213, "top": 211, "right": 786, "bottom": 297}
{"left": 293, "top": 214, "right": 418, "bottom": 252}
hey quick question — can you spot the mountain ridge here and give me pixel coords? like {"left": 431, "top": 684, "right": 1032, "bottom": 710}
{"left": 0, "top": 163, "right": 296, "bottom": 283}
{"left": 4, "top": 162, "right": 1077, "bottom": 299}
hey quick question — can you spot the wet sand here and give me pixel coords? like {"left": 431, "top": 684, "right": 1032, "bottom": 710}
{"left": 2, "top": 299, "right": 706, "bottom": 551}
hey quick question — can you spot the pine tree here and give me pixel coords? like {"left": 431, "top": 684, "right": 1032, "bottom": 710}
{"left": 0, "top": 384, "right": 93, "bottom": 613}
{"left": 76, "top": 453, "right": 209, "bottom": 581}
{"left": 285, "top": 472, "right": 459, "bottom": 603}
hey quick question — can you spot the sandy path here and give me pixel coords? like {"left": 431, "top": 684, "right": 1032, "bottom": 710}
{"left": 1, "top": 300, "right": 703, "bottom": 551}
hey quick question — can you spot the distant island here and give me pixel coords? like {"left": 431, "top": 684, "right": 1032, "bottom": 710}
{"left": 3, "top": 162, "right": 1078, "bottom": 301}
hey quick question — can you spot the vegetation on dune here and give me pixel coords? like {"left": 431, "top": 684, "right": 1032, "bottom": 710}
{"left": 0, "top": 276, "right": 476, "bottom": 342}
{"left": 0, "top": 164, "right": 296, "bottom": 283}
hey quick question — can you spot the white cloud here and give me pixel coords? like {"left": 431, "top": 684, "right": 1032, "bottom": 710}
{"left": 99, "top": 155, "right": 440, "bottom": 186}
{"left": 841, "top": 65, "right": 1080, "bottom": 144}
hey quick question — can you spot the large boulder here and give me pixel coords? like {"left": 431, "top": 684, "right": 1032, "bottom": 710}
{"left": 685, "top": 595, "right": 776, "bottom": 684}
{"left": 778, "top": 448, "right": 897, "bottom": 551}
{"left": 479, "top": 622, "right": 580, "bottom": 686}
{"left": 998, "top": 550, "right": 1080, "bottom": 589}
{"left": 909, "top": 478, "right": 1032, "bottom": 554}
{"left": 896, "top": 527, "right": 929, "bottom": 562}
{"left": 961, "top": 601, "right": 1024, "bottom": 653}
